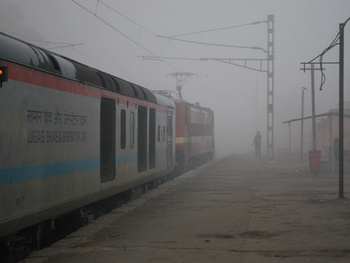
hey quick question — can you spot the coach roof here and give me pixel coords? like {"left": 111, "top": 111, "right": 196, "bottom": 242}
{"left": 0, "top": 32, "right": 158, "bottom": 104}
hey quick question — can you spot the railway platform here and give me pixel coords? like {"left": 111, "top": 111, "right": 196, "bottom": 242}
{"left": 24, "top": 153, "right": 350, "bottom": 263}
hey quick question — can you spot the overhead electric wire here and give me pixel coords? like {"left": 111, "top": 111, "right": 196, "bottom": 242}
{"left": 97, "top": 0, "right": 204, "bottom": 71}
{"left": 72, "top": 0, "right": 268, "bottom": 85}
{"left": 171, "top": 21, "right": 265, "bottom": 38}
{"left": 0, "top": 29, "right": 80, "bottom": 47}
{"left": 96, "top": 1, "right": 266, "bottom": 57}
{"left": 76, "top": 0, "right": 208, "bottom": 74}
{"left": 156, "top": 35, "right": 266, "bottom": 52}
{"left": 156, "top": 20, "right": 267, "bottom": 54}
{"left": 47, "top": 43, "right": 84, "bottom": 50}
{"left": 71, "top": 0, "right": 179, "bottom": 71}
{"left": 309, "top": 17, "right": 350, "bottom": 90}
{"left": 98, "top": 1, "right": 156, "bottom": 36}
{"left": 71, "top": 0, "right": 149, "bottom": 53}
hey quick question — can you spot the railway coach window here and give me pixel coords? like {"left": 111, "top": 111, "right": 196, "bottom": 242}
{"left": 130, "top": 112, "right": 135, "bottom": 148}
{"left": 121, "top": 110, "right": 126, "bottom": 149}
{"left": 149, "top": 109, "right": 156, "bottom": 169}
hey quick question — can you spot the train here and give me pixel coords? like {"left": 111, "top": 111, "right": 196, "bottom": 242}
{"left": 0, "top": 31, "right": 214, "bottom": 260}
{"left": 173, "top": 99, "right": 215, "bottom": 172}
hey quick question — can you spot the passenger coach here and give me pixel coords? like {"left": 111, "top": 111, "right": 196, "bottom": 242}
{"left": 0, "top": 32, "right": 175, "bottom": 245}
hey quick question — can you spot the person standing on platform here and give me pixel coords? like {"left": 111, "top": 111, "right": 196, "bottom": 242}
{"left": 252, "top": 131, "right": 262, "bottom": 157}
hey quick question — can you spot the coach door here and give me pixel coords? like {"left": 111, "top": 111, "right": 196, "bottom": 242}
{"left": 138, "top": 106, "right": 147, "bottom": 172}
{"left": 100, "top": 97, "right": 116, "bottom": 182}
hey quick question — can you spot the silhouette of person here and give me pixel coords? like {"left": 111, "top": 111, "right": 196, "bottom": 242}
{"left": 252, "top": 131, "right": 262, "bottom": 157}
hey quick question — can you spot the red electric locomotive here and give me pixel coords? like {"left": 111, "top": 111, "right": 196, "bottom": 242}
{"left": 174, "top": 99, "right": 215, "bottom": 172}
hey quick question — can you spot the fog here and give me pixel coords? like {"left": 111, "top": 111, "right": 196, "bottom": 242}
{"left": 1, "top": 0, "right": 350, "bottom": 158}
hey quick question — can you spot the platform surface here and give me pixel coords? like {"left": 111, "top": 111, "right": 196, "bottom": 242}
{"left": 25, "top": 154, "right": 350, "bottom": 263}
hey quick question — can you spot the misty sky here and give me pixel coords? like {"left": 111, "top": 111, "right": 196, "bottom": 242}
{"left": 0, "top": 0, "right": 349, "bottom": 157}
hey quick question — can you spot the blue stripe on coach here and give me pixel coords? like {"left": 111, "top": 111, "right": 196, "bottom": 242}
{"left": 0, "top": 149, "right": 168, "bottom": 186}
{"left": 0, "top": 158, "right": 100, "bottom": 186}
